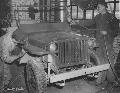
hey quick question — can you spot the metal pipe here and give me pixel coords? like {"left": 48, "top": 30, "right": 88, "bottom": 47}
{"left": 59, "top": 0, "right": 67, "bottom": 22}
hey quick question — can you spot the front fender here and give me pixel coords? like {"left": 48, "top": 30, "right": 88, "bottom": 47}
{"left": 19, "top": 53, "right": 42, "bottom": 64}
{"left": 19, "top": 53, "right": 32, "bottom": 64}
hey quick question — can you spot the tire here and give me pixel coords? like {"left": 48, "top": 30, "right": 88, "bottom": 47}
{"left": 25, "top": 59, "right": 47, "bottom": 93}
{"left": 87, "top": 50, "right": 107, "bottom": 84}
{"left": 105, "top": 50, "right": 115, "bottom": 83}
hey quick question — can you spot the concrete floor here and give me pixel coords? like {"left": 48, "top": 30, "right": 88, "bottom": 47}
{"left": 47, "top": 78, "right": 120, "bottom": 93}
{"left": 47, "top": 79, "right": 99, "bottom": 93}
{"left": 1, "top": 63, "right": 120, "bottom": 93}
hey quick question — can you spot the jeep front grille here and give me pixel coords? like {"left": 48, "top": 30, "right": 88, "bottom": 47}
{"left": 56, "top": 39, "right": 88, "bottom": 67}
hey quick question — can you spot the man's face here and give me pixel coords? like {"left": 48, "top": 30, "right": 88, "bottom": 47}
{"left": 97, "top": 4, "right": 106, "bottom": 14}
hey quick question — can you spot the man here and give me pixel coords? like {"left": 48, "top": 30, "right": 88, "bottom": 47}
{"left": 95, "top": 1, "right": 119, "bottom": 83}
{"left": 82, "top": 1, "right": 119, "bottom": 83}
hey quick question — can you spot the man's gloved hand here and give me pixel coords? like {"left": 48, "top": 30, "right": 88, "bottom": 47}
{"left": 100, "top": 31, "right": 107, "bottom": 35}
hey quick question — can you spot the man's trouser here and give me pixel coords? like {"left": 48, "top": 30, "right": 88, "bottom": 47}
{"left": 96, "top": 35, "right": 115, "bottom": 82}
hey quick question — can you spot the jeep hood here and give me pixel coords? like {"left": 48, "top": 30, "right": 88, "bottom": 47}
{"left": 13, "top": 23, "right": 83, "bottom": 43}
{"left": 12, "top": 23, "right": 87, "bottom": 55}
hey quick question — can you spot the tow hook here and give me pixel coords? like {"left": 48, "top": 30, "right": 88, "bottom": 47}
{"left": 55, "top": 80, "right": 65, "bottom": 87}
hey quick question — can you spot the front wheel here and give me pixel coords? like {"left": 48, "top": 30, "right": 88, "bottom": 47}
{"left": 25, "top": 59, "right": 47, "bottom": 93}
{"left": 86, "top": 50, "right": 107, "bottom": 84}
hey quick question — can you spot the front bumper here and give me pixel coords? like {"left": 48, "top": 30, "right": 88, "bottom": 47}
{"left": 50, "top": 63, "right": 110, "bottom": 83}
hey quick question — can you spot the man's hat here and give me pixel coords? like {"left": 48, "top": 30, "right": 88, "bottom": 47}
{"left": 97, "top": 0, "right": 108, "bottom": 8}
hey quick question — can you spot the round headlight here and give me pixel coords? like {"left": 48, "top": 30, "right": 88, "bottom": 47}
{"left": 50, "top": 43, "right": 57, "bottom": 52}
{"left": 88, "top": 38, "right": 96, "bottom": 47}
